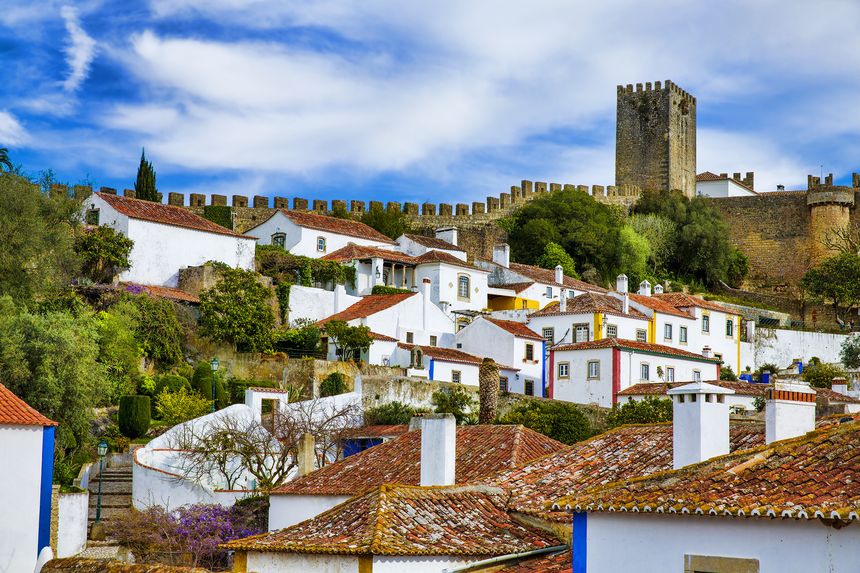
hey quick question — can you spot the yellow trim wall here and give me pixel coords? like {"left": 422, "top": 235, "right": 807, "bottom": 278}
{"left": 649, "top": 314, "right": 657, "bottom": 343}
{"left": 594, "top": 312, "right": 603, "bottom": 340}
{"left": 488, "top": 296, "right": 540, "bottom": 311}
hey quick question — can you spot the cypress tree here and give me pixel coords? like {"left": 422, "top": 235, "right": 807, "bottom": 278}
{"left": 134, "top": 148, "right": 158, "bottom": 202}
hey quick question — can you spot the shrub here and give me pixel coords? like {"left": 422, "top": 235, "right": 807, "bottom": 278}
{"left": 203, "top": 205, "right": 233, "bottom": 230}
{"left": 371, "top": 285, "right": 412, "bottom": 295}
{"left": 273, "top": 321, "right": 321, "bottom": 353}
{"left": 154, "top": 374, "right": 191, "bottom": 395}
{"left": 720, "top": 365, "right": 738, "bottom": 381}
{"left": 122, "top": 293, "right": 184, "bottom": 369}
{"left": 840, "top": 335, "right": 860, "bottom": 369}
{"left": 155, "top": 387, "right": 212, "bottom": 426}
{"left": 118, "top": 395, "right": 151, "bottom": 439}
{"left": 431, "top": 385, "right": 476, "bottom": 425}
{"left": 320, "top": 372, "right": 348, "bottom": 397}
{"left": 498, "top": 400, "right": 592, "bottom": 445}
{"left": 199, "top": 268, "right": 275, "bottom": 352}
{"left": 325, "top": 319, "right": 373, "bottom": 361}
{"left": 364, "top": 401, "right": 421, "bottom": 426}
{"left": 801, "top": 362, "right": 845, "bottom": 389}
{"left": 73, "top": 225, "right": 134, "bottom": 283}
{"left": 606, "top": 397, "right": 673, "bottom": 428}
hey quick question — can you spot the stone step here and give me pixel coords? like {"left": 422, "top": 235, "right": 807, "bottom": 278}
{"left": 88, "top": 494, "right": 131, "bottom": 509}
{"left": 88, "top": 505, "right": 131, "bottom": 520}
{"left": 88, "top": 481, "right": 133, "bottom": 495}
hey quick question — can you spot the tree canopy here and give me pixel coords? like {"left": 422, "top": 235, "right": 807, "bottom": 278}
{"left": 199, "top": 267, "right": 275, "bottom": 352}
{"left": 134, "top": 149, "right": 159, "bottom": 202}
{"left": 800, "top": 252, "right": 860, "bottom": 322}
{"left": 360, "top": 206, "right": 409, "bottom": 239}
{"left": 535, "top": 242, "right": 579, "bottom": 278}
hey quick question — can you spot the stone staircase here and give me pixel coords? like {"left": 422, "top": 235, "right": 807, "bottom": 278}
{"left": 87, "top": 466, "right": 133, "bottom": 533}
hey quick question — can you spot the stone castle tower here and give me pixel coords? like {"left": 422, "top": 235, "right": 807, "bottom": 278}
{"left": 806, "top": 173, "right": 858, "bottom": 266}
{"left": 615, "top": 80, "right": 697, "bottom": 197}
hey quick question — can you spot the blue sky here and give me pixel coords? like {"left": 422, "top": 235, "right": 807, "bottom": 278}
{"left": 2, "top": 1, "right": 860, "bottom": 204}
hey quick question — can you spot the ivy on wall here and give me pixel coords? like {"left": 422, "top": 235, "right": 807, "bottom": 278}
{"left": 203, "top": 205, "right": 234, "bottom": 230}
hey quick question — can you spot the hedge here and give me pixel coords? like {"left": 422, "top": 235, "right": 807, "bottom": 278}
{"left": 118, "top": 395, "right": 151, "bottom": 439}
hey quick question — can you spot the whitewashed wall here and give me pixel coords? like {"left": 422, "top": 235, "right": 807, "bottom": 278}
{"left": 456, "top": 318, "right": 543, "bottom": 395}
{"left": 246, "top": 551, "right": 360, "bottom": 573}
{"left": 248, "top": 212, "right": 395, "bottom": 258}
{"left": 553, "top": 347, "right": 613, "bottom": 406}
{"left": 683, "top": 307, "right": 745, "bottom": 373}
{"left": 583, "top": 512, "right": 860, "bottom": 572}
{"left": 374, "top": 555, "right": 477, "bottom": 572}
{"left": 289, "top": 285, "right": 361, "bottom": 324}
{"left": 0, "top": 425, "right": 43, "bottom": 573}
{"left": 396, "top": 236, "right": 466, "bottom": 261}
{"left": 268, "top": 494, "right": 352, "bottom": 531}
{"left": 415, "top": 263, "right": 490, "bottom": 314}
{"left": 754, "top": 328, "right": 850, "bottom": 369}
{"left": 56, "top": 492, "right": 88, "bottom": 558}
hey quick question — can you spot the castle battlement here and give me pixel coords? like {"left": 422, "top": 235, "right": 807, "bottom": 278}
{"left": 617, "top": 80, "right": 696, "bottom": 103}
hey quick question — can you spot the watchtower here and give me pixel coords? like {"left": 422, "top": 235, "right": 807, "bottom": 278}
{"left": 806, "top": 173, "right": 858, "bottom": 266}
{"left": 616, "top": 80, "right": 697, "bottom": 197}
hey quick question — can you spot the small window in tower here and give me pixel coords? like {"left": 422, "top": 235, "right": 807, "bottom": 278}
{"left": 316, "top": 236, "right": 327, "bottom": 252}
{"left": 272, "top": 232, "right": 286, "bottom": 248}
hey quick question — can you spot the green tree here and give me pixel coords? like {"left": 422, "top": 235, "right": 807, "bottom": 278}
{"left": 359, "top": 206, "right": 408, "bottom": 239}
{"left": 118, "top": 395, "right": 151, "bottom": 439}
{"left": 96, "top": 303, "right": 143, "bottom": 403}
{"left": 606, "top": 397, "right": 673, "bottom": 428}
{"left": 535, "top": 242, "right": 578, "bottom": 278}
{"left": 618, "top": 225, "right": 651, "bottom": 285}
{"left": 0, "top": 147, "right": 12, "bottom": 172}
{"left": 498, "top": 400, "right": 592, "bottom": 444}
{"left": 840, "top": 336, "right": 860, "bottom": 370}
{"left": 431, "top": 385, "right": 476, "bottom": 425}
{"left": 801, "top": 362, "right": 845, "bottom": 389}
{"left": 155, "top": 387, "right": 213, "bottom": 425}
{"left": 800, "top": 252, "right": 860, "bottom": 322}
{"left": 726, "top": 249, "right": 749, "bottom": 289}
{"left": 200, "top": 268, "right": 275, "bottom": 352}
{"left": 123, "top": 295, "right": 184, "bottom": 369}
{"left": 134, "top": 148, "right": 159, "bottom": 202}
{"left": 324, "top": 320, "right": 373, "bottom": 361}
{"left": 73, "top": 225, "right": 134, "bottom": 283}
{"left": 320, "top": 372, "right": 348, "bottom": 397}
{"left": 631, "top": 213, "right": 677, "bottom": 273}
{"left": 364, "top": 402, "right": 422, "bottom": 425}
{"left": 720, "top": 365, "right": 738, "bottom": 381}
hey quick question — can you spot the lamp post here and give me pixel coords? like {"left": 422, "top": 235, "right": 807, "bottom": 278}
{"left": 95, "top": 439, "right": 108, "bottom": 523}
{"left": 210, "top": 357, "right": 220, "bottom": 413}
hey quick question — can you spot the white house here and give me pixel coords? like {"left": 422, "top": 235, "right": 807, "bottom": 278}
{"left": 245, "top": 209, "right": 397, "bottom": 257}
{"left": 396, "top": 229, "right": 467, "bottom": 261}
{"left": 390, "top": 343, "right": 521, "bottom": 388}
{"left": 82, "top": 192, "right": 256, "bottom": 287}
{"left": 696, "top": 171, "right": 757, "bottom": 197}
{"left": 455, "top": 316, "right": 545, "bottom": 396}
{"left": 549, "top": 338, "right": 722, "bottom": 407}
{"left": 0, "top": 383, "right": 57, "bottom": 573}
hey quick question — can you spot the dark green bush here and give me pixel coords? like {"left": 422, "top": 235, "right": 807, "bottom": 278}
{"left": 118, "top": 395, "right": 151, "bottom": 439}
{"left": 498, "top": 400, "right": 592, "bottom": 445}
{"left": 364, "top": 402, "right": 422, "bottom": 425}
{"left": 192, "top": 362, "right": 228, "bottom": 409}
{"left": 320, "top": 372, "right": 348, "bottom": 397}
{"left": 153, "top": 374, "right": 190, "bottom": 396}
{"left": 606, "top": 397, "right": 672, "bottom": 428}
{"left": 228, "top": 378, "right": 277, "bottom": 404}
{"left": 203, "top": 205, "right": 233, "bottom": 229}
{"left": 371, "top": 285, "right": 412, "bottom": 295}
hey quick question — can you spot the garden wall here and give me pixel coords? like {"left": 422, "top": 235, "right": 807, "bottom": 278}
{"left": 754, "top": 327, "right": 850, "bottom": 368}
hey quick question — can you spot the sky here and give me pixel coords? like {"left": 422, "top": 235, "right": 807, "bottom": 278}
{"left": 2, "top": 0, "right": 860, "bottom": 205}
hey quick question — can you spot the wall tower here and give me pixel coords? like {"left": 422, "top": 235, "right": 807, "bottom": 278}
{"left": 616, "top": 80, "right": 697, "bottom": 197}
{"left": 806, "top": 173, "right": 857, "bottom": 266}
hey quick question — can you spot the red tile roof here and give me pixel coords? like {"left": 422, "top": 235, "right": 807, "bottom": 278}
{"left": 618, "top": 379, "right": 860, "bottom": 403}
{"left": 0, "top": 383, "right": 57, "bottom": 427}
{"left": 508, "top": 262, "right": 606, "bottom": 293}
{"left": 413, "top": 249, "right": 483, "bottom": 271}
{"left": 653, "top": 292, "right": 737, "bottom": 314}
{"left": 492, "top": 282, "right": 535, "bottom": 294}
{"left": 397, "top": 343, "right": 519, "bottom": 370}
{"left": 482, "top": 422, "right": 763, "bottom": 523}
{"left": 530, "top": 292, "right": 649, "bottom": 320}
{"left": 696, "top": 171, "right": 757, "bottom": 193}
{"left": 627, "top": 292, "right": 693, "bottom": 318}
{"left": 321, "top": 244, "right": 415, "bottom": 264}
{"left": 96, "top": 192, "right": 254, "bottom": 238}
{"left": 279, "top": 210, "right": 397, "bottom": 244}
{"left": 368, "top": 331, "right": 398, "bottom": 342}
{"left": 552, "top": 337, "right": 721, "bottom": 363}
{"left": 483, "top": 317, "right": 544, "bottom": 340}
{"left": 273, "top": 424, "right": 566, "bottom": 496}
{"left": 317, "top": 293, "right": 416, "bottom": 325}
{"left": 121, "top": 283, "right": 200, "bottom": 304}
{"left": 554, "top": 420, "right": 860, "bottom": 522}
{"left": 225, "top": 484, "right": 558, "bottom": 556}
{"left": 402, "top": 233, "right": 463, "bottom": 251}
{"left": 496, "top": 550, "right": 571, "bottom": 573}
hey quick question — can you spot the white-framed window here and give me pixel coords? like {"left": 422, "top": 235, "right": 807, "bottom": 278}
{"left": 640, "top": 362, "right": 650, "bottom": 381}
{"left": 524, "top": 379, "right": 535, "bottom": 396}
{"left": 452, "top": 370, "right": 462, "bottom": 384}
{"left": 606, "top": 324, "right": 618, "bottom": 338}
{"left": 271, "top": 232, "right": 286, "bottom": 248}
{"left": 636, "top": 329, "right": 647, "bottom": 343}
{"left": 679, "top": 326, "right": 688, "bottom": 343}
{"left": 429, "top": 335, "right": 437, "bottom": 347}
{"left": 499, "top": 377, "right": 509, "bottom": 393}
{"left": 406, "top": 332, "right": 414, "bottom": 343}
{"left": 664, "top": 323, "right": 673, "bottom": 340}
{"left": 85, "top": 208, "right": 100, "bottom": 225}
{"left": 546, "top": 286, "right": 553, "bottom": 298}
{"left": 574, "top": 323, "right": 590, "bottom": 343}
{"left": 525, "top": 343, "right": 535, "bottom": 361}
{"left": 666, "top": 367, "right": 675, "bottom": 382}
{"left": 558, "top": 362, "right": 570, "bottom": 379}
{"left": 702, "top": 314, "right": 710, "bottom": 333}
{"left": 692, "top": 370, "right": 701, "bottom": 382}
{"left": 726, "top": 319, "right": 734, "bottom": 337}
{"left": 316, "top": 236, "right": 327, "bottom": 253}
{"left": 543, "top": 327, "right": 555, "bottom": 344}
{"left": 458, "top": 274, "right": 471, "bottom": 300}
{"left": 587, "top": 360, "right": 600, "bottom": 379}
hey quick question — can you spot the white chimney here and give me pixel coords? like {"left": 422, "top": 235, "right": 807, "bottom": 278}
{"left": 653, "top": 284, "right": 664, "bottom": 294}
{"left": 333, "top": 283, "right": 346, "bottom": 313}
{"left": 554, "top": 265, "right": 564, "bottom": 285}
{"left": 296, "top": 433, "right": 316, "bottom": 477}
{"left": 421, "top": 277, "right": 432, "bottom": 331}
{"left": 765, "top": 379, "right": 816, "bottom": 445}
{"left": 371, "top": 256, "right": 383, "bottom": 287}
{"left": 622, "top": 292, "right": 630, "bottom": 315}
{"left": 435, "top": 227, "right": 458, "bottom": 247}
{"left": 832, "top": 377, "right": 849, "bottom": 396}
{"left": 420, "top": 413, "right": 456, "bottom": 486}
{"left": 702, "top": 346, "right": 712, "bottom": 359}
{"left": 492, "top": 244, "right": 510, "bottom": 268}
{"left": 668, "top": 382, "right": 734, "bottom": 469}
{"left": 616, "top": 274, "right": 628, "bottom": 293}
{"left": 638, "top": 280, "right": 651, "bottom": 297}
{"left": 559, "top": 289, "right": 567, "bottom": 312}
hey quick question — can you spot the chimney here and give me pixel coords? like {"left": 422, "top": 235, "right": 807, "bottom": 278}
{"left": 638, "top": 280, "right": 651, "bottom": 297}
{"left": 421, "top": 278, "right": 432, "bottom": 331}
{"left": 435, "top": 227, "right": 458, "bottom": 247}
{"left": 668, "top": 382, "right": 734, "bottom": 469}
{"left": 554, "top": 265, "right": 564, "bottom": 285}
{"left": 371, "top": 256, "right": 383, "bottom": 287}
{"left": 333, "top": 283, "right": 346, "bottom": 313}
{"left": 653, "top": 284, "right": 664, "bottom": 294}
{"left": 420, "top": 414, "right": 456, "bottom": 486}
{"left": 492, "top": 244, "right": 510, "bottom": 268}
{"left": 622, "top": 292, "right": 630, "bottom": 314}
{"left": 832, "top": 376, "right": 849, "bottom": 396}
{"left": 296, "top": 433, "right": 316, "bottom": 477}
{"left": 559, "top": 289, "right": 567, "bottom": 312}
{"left": 765, "top": 379, "right": 816, "bottom": 445}
{"left": 702, "top": 346, "right": 712, "bottom": 359}
{"left": 616, "top": 274, "right": 628, "bottom": 293}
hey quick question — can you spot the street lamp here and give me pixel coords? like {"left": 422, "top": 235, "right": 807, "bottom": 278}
{"left": 95, "top": 439, "right": 108, "bottom": 523}
{"left": 210, "top": 357, "right": 220, "bottom": 413}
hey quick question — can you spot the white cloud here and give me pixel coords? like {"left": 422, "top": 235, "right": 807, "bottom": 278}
{"left": 0, "top": 111, "right": 27, "bottom": 145}
{"left": 61, "top": 5, "right": 97, "bottom": 91}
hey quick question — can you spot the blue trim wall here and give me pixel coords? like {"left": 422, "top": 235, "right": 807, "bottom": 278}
{"left": 541, "top": 341, "right": 547, "bottom": 397}
{"left": 572, "top": 511, "right": 587, "bottom": 573}
{"left": 38, "top": 426, "right": 55, "bottom": 556}
{"left": 429, "top": 358, "right": 435, "bottom": 381}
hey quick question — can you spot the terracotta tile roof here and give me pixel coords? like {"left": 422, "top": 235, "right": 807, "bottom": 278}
{"left": 530, "top": 292, "right": 649, "bottom": 320}
{"left": 484, "top": 317, "right": 544, "bottom": 340}
{"left": 413, "top": 249, "right": 484, "bottom": 271}
{"left": 225, "top": 484, "right": 558, "bottom": 556}
{"left": 0, "top": 383, "right": 57, "bottom": 426}
{"left": 317, "top": 293, "right": 416, "bottom": 325}
{"left": 496, "top": 550, "right": 571, "bottom": 573}
{"left": 42, "top": 558, "right": 209, "bottom": 572}
{"left": 492, "top": 281, "right": 535, "bottom": 294}
{"left": 397, "top": 343, "right": 519, "bottom": 370}
{"left": 96, "top": 192, "right": 254, "bottom": 239}
{"left": 552, "top": 338, "right": 721, "bottom": 363}
{"left": 618, "top": 380, "right": 860, "bottom": 404}
{"left": 626, "top": 292, "right": 693, "bottom": 318}
{"left": 402, "top": 233, "right": 463, "bottom": 251}
{"left": 508, "top": 262, "right": 606, "bottom": 293}
{"left": 272, "top": 424, "right": 565, "bottom": 496}
{"left": 121, "top": 283, "right": 200, "bottom": 304}
{"left": 653, "top": 292, "right": 737, "bottom": 314}
{"left": 696, "top": 171, "right": 757, "bottom": 193}
{"left": 554, "top": 420, "right": 860, "bottom": 522}
{"left": 368, "top": 331, "right": 398, "bottom": 342}
{"left": 279, "top": 210, "right": 397, "bottom": 244}
{"left": 482, "top": 422, "right": 763, "bottom": 523}
{"left": 321, "top": 244, "right": 416, "bottom": 264}
{"left": 338, "top": 425, "right": 409, "bottom": 439}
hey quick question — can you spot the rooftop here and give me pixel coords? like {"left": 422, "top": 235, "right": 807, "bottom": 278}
{"left": 338, "top": 425, "right": 409, "bottom": 439}
{"left": 553, "top": 419, "right": 860, "bottom": 523}
{"left": 552, "top": 337, "right": 721, "bottom": 363}
{"left": 401, "top": 233, "right": 463, "bottom": 251}
{"left": 321, "top": 244, "right": 415, "bottom": 264}
{"left": 316, "top": 293, "right": 416, "bottom": 325}
{"left": 652, "top": 292, "right": 737, "bottom": 314}
{"left": 96, "top": 192, "right": 254, "bottom": 239}
{"left": 0, "top": 383, "right": 57, "bottom": 427}
{"left": 626, "top": 292, "right": 693, "bottom": 318}
{"left": 272, "top": 424, "right": 565, "bottom": 496}
{"left": 225, "top": 484, "right": 558, "bottom": 556}
{"left": 618, "top": 379, "right": 860, "bottom": 404}
{"left": 696, "top": 171, "right": 757, "bottom": 193}
{"left": 483, "top": 317, "right": 544, "bottom": 340}
{"left": 508, "top": 261, "right": 606, "bottom": 294}
{"left": 397, "top": 343, "right": 519, "bottom": 370}
{"left": 496, "top": 550, "right": 571, "bottom": 573}
{"left": 280, "top": 210, "right": 397, "bottom": 244}
{"left": 530, "top": 292, "right": 648, "bottom": 320}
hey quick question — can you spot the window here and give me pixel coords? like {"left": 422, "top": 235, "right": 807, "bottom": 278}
{"left": 636, "top": 329, "right": 647, "bottom": 343}
{"left": 684, "top": 554, "right": 759, "bottom": 573}
{"left": 679, "top": 326, "right": 688, "bottom": 343}
{"left": 452, "top": 370, "right": 462, "bottom": 384}
{"left": 316, "top": 236, "right": 327, "bottom": 253}
{"left": 664, "top": 323, "right": 673, "bottom": 340}
{"left": 546, "top": 286, "right": 553, "bottom": 298}
{"left": 702, "top": 314, "right": 710, "bottom": 333}
{"left": 458, "top": 275, "right": 471, "bottom": 300}
{"left": 525, "top": 343, "right": 534, "bottom": 361}
{"left": 606, "top": 324, "right": 617, "bottom": 338}
{"left": 558, "top": 362, "right": 570, "bottom": 379}
{"left": 499, "top": 377, "right": 509, "bottom": 393}
{"left": 524, "top": 379, "right": 534, "bottom": 396}
{"left": 666, "top": 367, "right": 675, "bottom": 382}
{"left": 693, "top": 370, "right": 701, "bottom": 382}
{"left": 406, "top": 332, "right": 414, "bottom": 343}
{"left": 587, "top": 360, "right": 600, "bottom": 379}
{"left": 714, "top": 353, "right": 723, "bottom": 363}
{"left": 640, "top": 363, "right": 650, "bottom": 381}
{"left": 573, "top": 323, "right": 590, "bottom": 343}
{"left": 429, "top": 335, "right": 437, "bottom": 347}
{"left": 456, "top": 318, "right": 469, "bottom": 332}
{"left": 85, "top": 208, "right": 100, "bottom": 225}
{"left": 410, "top": 348, "right": 423, "bottom": 369}
{"left": 542, "top": 328, "right": 555, "bottom": 344}
{"left": 271, "top": 232, "right": 286, "bottom": 248}
{"left": 726, "top": 319, "right": 734, "bottom": 337}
